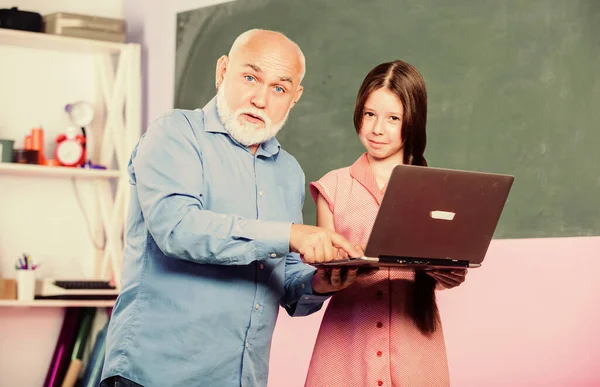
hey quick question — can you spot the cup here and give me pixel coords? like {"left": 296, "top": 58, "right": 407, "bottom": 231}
{"left": 0, "top": 139, "right": 15, "bottom": 163}
{"left": 17, "top": 270, "right": 36, "bottom": 302}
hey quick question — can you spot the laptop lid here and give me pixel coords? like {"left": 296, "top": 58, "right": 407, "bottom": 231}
{"left": 363, "top": 164, "right": 514, "bottom": 265}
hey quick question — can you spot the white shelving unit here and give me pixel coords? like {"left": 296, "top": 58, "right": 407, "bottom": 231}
{"left": 0, "top": 162, "right": 122, "bottom": 179}
{"left": 0, "top": 28, "right": 141, "bottom": 308}
{"left": 0, "top": 299, "right": 116, "bottom": 308}
{"left": 0, "top": 27, "right": 127, "bottom": 54}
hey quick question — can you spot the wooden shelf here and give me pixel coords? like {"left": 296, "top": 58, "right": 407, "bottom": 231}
{"left": 0, "top": 299, "right": 115, "bottom": 308}
{"left": 0, "top": 162, "right": 121, "bottom": 179}
{"left": 0, "top": 27, "right": 128, "bottom": 54}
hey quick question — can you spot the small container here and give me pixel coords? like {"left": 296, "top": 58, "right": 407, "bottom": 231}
{"left": 24, "top": 135, "right": 32, "bottom": 149}
{"left": 31, "top": 127, "right": 45, "bottom": 164}
{"left": 17, "top": 270, "right": 36, "bottom": 301}
{"left": 0, "top": 139, "right": 15, "bottom": 162}
{"left": 13, "top": 148, "right": 39, "bottom": 164}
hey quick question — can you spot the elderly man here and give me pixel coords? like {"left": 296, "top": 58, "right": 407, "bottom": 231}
{"left": 100, "top": 29, "right": 360, "bottom": 387}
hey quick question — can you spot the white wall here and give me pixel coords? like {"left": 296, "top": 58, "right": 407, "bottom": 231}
{"left": 0, "top": 1, "right": 123, "bottom": 386}
{"left": 124, "top": 0, "right": 233, "bottom": 130}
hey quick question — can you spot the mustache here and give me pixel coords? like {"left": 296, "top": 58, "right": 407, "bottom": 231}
{"left": 236, "top": 108, "right": 269, "bottom": 124}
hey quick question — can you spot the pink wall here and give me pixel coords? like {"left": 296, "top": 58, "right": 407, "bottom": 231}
{"left": 269, "top": 237, "right": 600, "bottom": 387}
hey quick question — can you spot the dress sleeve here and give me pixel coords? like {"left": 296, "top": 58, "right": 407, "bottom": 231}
{"left": 309, "top": 169, "right": 339, "bottom": 214}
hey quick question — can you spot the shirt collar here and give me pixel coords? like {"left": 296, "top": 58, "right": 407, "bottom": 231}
{"left": 349, "top": 153, "right": 385, "bottom": 204}
{"left": 201, "top": 96, "right": 281, "bottom": 158}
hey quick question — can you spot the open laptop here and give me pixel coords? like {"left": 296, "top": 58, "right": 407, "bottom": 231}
{"left": 316, "top": 164, "right": 514, "bottom": 270}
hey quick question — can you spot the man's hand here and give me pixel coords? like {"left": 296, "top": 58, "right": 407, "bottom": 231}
{"left": 426, "top": 269, "right": 468, "bottom": 289}
{"left": 290, "top": 224, "right": 361, "bottom": 264}
{"left": 312, "top": 266, "right": 358, "bottom": 294}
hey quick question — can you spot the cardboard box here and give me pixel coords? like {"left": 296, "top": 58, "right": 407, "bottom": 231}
{"left": 43, "top": 12, "right": 126, "bottom": 43}
{"left": 0, "top": 279, "right": 17, "bottom": 300}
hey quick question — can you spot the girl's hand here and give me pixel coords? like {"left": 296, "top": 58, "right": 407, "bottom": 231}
{"left": 312, "top": 266, "right": 359, "bottom": 294}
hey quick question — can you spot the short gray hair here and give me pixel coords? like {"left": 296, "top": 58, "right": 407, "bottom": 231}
{"left": 228, "top": 29, "right": 306, "bottom": 82}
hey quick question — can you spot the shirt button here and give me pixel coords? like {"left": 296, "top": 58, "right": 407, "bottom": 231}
{"left": 377, "top": 381, "right": 383, "bottom": 386}
{"left": 377, "top": 351, "right": 382, "bottom": 357}
{"left": 300, "top": 283, "right": 305, "bottom": 289}
{"left": 259, "top": 263, "right": 265, "bottom": 269}
{"left": 376, "top": 322, "right": 383, "bottom": 328}
{"left": 255, "top": 303, "right": 260, "bottom": 310}
{"left": 270, "top": 253, "right": 277, "bottom": 258}
{"left": 258, "top": 191, "right": 264, "bottom": 197}
{"left": 245, "top": 341, "right": 249, "bottom": 348}
{"left": 376, "top": 291, "right": 384, "bottom": 300}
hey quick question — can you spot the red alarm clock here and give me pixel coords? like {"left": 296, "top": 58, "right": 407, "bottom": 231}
{"left": 55, "top": 128, "right": 86, "bottom": 167}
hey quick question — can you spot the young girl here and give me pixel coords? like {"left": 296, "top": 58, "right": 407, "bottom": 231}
{"left": 304, "top": 60, "right": 467, "bottom": 387}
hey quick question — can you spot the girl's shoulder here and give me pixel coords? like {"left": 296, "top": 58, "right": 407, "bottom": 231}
{"left": 316, "top": 166, "right": 352, "bottom": 187}
{"left": 309, "top": 166, "right": 353, "bottom": 208}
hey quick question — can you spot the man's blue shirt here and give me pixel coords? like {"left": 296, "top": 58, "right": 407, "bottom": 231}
{"left": 101, "top": 97, "right": 327, "bottom": 387}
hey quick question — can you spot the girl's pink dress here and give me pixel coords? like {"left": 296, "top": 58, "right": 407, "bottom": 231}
{"left": 304, "top": 153, "right": 450, "bottom": 387}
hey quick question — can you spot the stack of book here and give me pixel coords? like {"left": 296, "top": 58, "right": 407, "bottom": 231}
{"left": 43, "top": 307, "right": 110, "bottom": 387}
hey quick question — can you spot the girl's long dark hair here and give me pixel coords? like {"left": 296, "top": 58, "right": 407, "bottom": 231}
{"left": 354, "top": 60, "right": 439, "bottom": 335}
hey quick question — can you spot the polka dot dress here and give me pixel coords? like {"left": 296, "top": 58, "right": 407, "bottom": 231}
{"left": 304, "top": 153, "right": 450, "bottom": 387}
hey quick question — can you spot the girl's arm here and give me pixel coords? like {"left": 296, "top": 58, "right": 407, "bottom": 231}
{"left": 316, "top": 191, "right": 366, "bottom": 256}
{"left": 315, "top": 193, "right": 335, "bottom": 231}
{"left": 312, "top": 192, "right": 361, "bottom": 292}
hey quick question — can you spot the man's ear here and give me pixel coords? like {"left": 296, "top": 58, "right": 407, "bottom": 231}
{"left": 291, "top": 85, "right": 304, "bottom": 108}
{"left": 215, "top": 55, "right": 228, "bottom": 89}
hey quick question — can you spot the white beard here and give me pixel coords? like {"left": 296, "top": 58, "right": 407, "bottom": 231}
{"left": 216, "top": 86, "right": 289, "bottom": 146}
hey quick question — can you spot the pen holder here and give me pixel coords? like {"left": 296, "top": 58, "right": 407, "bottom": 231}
{"left": 17, "top": 270, "right": 36, "bottom": 301}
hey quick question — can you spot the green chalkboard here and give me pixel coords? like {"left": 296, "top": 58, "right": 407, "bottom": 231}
{"left": 174, "top": 0, "right": 600, "bottom": 238}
